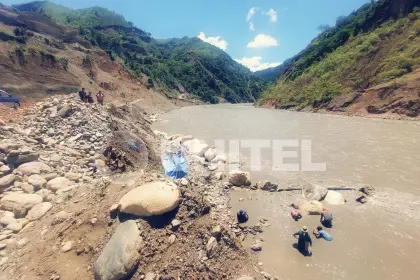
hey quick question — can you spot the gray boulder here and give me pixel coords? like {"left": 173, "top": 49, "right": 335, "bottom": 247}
{"left": 304, "top": 184, "right": 328, "bottom": 201}
{"left": 57, "top": 104, "right": 73, "bottom": 118}
{"left": 94, "top": 220, "right": 143, "bottom": 280}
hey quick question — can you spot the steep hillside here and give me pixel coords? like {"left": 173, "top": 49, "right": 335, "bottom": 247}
{"left": 258, "top": 0, "right": 420, "bottom": 117}
{"left": 13, "top": 1, "right": 130, "bottom": 27}
{"left": 7, "top": 1, "right": 265, "bottom": 104}
{"left": 0, "top": 4, "right": 183, "bottom": 117}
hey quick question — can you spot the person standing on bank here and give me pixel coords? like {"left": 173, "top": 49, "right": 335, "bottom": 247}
{"left": 293, "top": 226, "right": 312, "bottom": 255}
{"left": 96, "top": 91, "right": 104, "bottom": 105}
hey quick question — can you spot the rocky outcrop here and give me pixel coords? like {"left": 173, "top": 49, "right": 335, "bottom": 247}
{"left": 94, "top": 220, "right": 143, "bottom": 280}
{"left": 118, "top": 181, "right": 180, "bottom": 216}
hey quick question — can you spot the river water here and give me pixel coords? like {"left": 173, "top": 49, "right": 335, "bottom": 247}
{"left": 153, "top": 104, "right": 420, "bottom": 280}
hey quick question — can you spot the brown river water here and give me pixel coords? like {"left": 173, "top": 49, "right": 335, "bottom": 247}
{"left": 153, "top": 104, "right": 420, "bottom": 280}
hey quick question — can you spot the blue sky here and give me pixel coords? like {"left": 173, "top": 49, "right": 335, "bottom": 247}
{"left": 4, "top": 0, "right": 371, "bottom": 71}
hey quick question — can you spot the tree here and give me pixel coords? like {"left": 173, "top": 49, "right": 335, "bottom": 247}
{"left": 318, "top": 24, "right": 332, "bottom": 33}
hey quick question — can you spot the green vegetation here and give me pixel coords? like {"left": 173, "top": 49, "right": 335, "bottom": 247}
{"left": 12, "top": 1, "right": 265, "bottom": 103}
{"left": 260, "top": 1, "right": 420, "bottom": 109}
{"left": 13, "top": 1, "right": 129, "bottom": 27}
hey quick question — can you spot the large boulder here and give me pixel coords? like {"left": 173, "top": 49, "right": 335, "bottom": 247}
{"left": 28, "top": 174, "right": 47, "bottom": 190}
{"left": 324, "top": 190, "right": 345, "bottom": 205}
{"left": 26, "top": 202, "right": 52, "bottom": 221}
{"left": 204, "top": 148, "right": 217, "bottom": 162}
{"left": 57, "top": 104, "right": 73, "bottom": 118}
{"left": 0, "top": 193, "right": 43, "bottom": 218}
{"left": 46, "top": 177, "right": 73, "bottom": 193}
{"left": 119, "top": 181, "right": 180, "bottom": 217}
{"left": 17, "top": 162, "right": 52, "bottom": 175}
{"left": 304, "top": 184, "right": 328, "bottom": 201}
{"left": 0, "top": 174, "right": 16, "bottom": 190}
{"left": 182, "top": 139, "right": 209, "bottom": 156}
{"left": 228, "top": 171, "right": 251, "bottom": 186}
{"left": 94, "top": 220, "right": 143, "bottom": 280}
{"left": 300, "top": 200, "right": 324, "bottom": 215}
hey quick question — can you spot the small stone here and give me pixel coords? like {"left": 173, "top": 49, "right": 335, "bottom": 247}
{"left": 90, "top": 218, "right": 97, "bottom": 225}
{"left": 51, "top": 211, "right": 71, "bottom": 226}
{"left": 28, "top": 174, "right": 47, "bottom": 189}
{"left": 6, "top": 222, "right": 23, "bottom": 233}
{"left": 212, "top": 225, "right": 222, "bottom": 240}
{"left": 180, "top": 178, "right": 189, "bottom": 186}
{"left": 168, "top": 234, "right": 176, "bottom": 244}
{"left": 0, "top": 216, "right": 17, "bottom": 226}
{"left": 144, "top": 273, "right": 156, "bottom": 280}
{"left": 238, "top": 198, "right": 244, "bottom": 202}
{"left": 0, "top": 243, "right": 6, "bottom": 250}
{"left": 26, "top": 202, "right": 53, "bottom": 221}
{"left": 61, "top": 241, "right": 73, "bottom": 252}
{"left": 171, "top": 219, "right": 181, "bottom": 231}
{"left": 17, "top": 238, "right": 28, "bottom": 248}
{"left": 261, "top": 271, "right": 272, "bottom": 279}
{"left": 206, "top": 236, "right": 217, "bottom": 258}
{"left": 251, "top": 240, "right": 262, "bottom": 251}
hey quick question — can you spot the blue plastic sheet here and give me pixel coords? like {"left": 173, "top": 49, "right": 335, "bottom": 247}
{"left": 162, "top": 151, "right": 188, "bottom": 179}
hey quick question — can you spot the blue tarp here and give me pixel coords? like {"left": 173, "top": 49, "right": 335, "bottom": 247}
{"left": 162, "top": 151, "right": 188, "bottom": 179}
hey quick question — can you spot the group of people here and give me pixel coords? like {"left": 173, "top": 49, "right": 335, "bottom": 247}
{"left": 236, "top": 208, "right": 334, "bottom": 257}
{"left": 293, "top": 211, "right": 334, "bottom": 256}
{"left": 78, "top": 88, "right": 105, "bottom": 105}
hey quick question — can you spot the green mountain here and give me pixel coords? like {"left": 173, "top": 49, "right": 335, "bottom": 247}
{"left": 13, "top": 1, "right": 130, "bottom": 27}
{"left": 12, "top": 1, "right": 265, "bottom": 104}
{"left": 258, "top": 0, "right": 420, "bottom": 111}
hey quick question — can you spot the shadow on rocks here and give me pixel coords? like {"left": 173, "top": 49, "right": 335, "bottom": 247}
{"left": 117, "top": 206, "right": 179, "bottom": 229}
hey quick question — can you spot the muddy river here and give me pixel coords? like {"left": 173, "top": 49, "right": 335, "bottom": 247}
{"left": 153, "top": 104, "right": 420, "bottom": 280}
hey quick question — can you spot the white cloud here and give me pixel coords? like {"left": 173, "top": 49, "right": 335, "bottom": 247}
{"left": 249, "top": 22, "right": 255, "bottom": 31}
{"left": 247, "top": 34, "right": 279, "bottom": 49}
{"left": 234, "top": 56, "right": 281, "bottom": 72}
{"left": 266, "top": 8, "right": 278, "bottom": 23}
{"left": 247, "top": 7, "right": 258, "bottom": 21}
{"left": 197, "top": 32, "right": 228, "bottom": 51}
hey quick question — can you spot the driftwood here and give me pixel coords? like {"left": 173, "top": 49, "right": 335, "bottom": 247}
{"left": 277, "top": 187, "right": 355, "bottom": 192}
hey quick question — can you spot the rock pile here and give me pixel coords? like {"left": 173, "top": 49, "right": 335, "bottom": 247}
{"left": 0, "top": 94, "right": 112, "bottom": 261}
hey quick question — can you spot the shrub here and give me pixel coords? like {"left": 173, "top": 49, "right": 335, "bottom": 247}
{"left": 58, "top": 57, "right": 68, "bottom": 70}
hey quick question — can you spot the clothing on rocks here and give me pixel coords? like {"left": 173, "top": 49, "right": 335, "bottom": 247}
{"left": 237, "top": 210, "right": 249, "bottom": 223}
{"left": 291, "top": 210, "right": 302, "bottom": 221}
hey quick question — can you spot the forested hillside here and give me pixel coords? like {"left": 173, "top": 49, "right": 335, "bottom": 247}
{"left": 258, "top": 0, "right": 420, "bottom": 116}
{"left": 10, "top": 1, "right": 265, "bottom": 103}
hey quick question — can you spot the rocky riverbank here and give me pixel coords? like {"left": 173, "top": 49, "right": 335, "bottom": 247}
{"left": 0, "top": 94, "right": 269, "bottom": 280}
